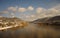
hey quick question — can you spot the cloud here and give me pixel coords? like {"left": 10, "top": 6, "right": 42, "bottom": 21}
{"left": 36, "top": 5, "right": 60, "bottom": 18}
{"left": 8, "top": 6, "right": 27, "bottom": 13}
{"left": 28, "top": 6, "right": 34, "bottom": 11}
{"left": 8, "top": 6, "right": 34, "bottom": 13}
{"left": 22, "top": 14, "right": 36, "bottom": 21}
{"left": 0, "top": 10, "right": 9, "bottom": 15}
{"left": 18, "top": 5, "right": 60, "bottom": 21}
{"left": 27, "top": 5, "right": 59, "bottom": 21}
{"left": 25, "top": 15, "right": 30, "bottom": 18}
{"left": 18, "top": 8, "right": 26, "bottom": 12}
{"left": 2, "top": 10, "right": 9, "bottom": 14}
{"left": 1, "top": 5, "right": 60, "bottom": 21}
{"left": 30, "top": 15, "right": 35, "bottom": 18}
{"left": 10, "top": 13, "right": 15, "bottom": 17}
{"left": 46, "top": 5, "right": 60, "bottom": 16}
{"left": 36, "top": 7, "right": 46, "bottom": 13}
{"left": 28, "top": 15, "right": 36, "bottom": 21}
{"left": 30, "top": 15, "right": 36, "bottom": 21}
{"left": 0, "top": 12, "right": 4, "bottom": 15}
{"left": 0, "top": 16, "right": 3, "bottom": 17}
{"left": 25, "top": 15, "right": 35, "bottom": 19}
{"left": 8, "top": 7, "right": 17, "bottom": 12}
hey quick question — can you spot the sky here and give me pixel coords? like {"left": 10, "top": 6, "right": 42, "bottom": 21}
{"left": 0, "top": 0, "right": 60, "bottom": 21}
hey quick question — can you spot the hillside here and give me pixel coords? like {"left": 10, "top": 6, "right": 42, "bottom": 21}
{"left": 31, "top": 15, "right": 60, "bottom": 24}
{"left": 31, "top": 15, "right": 60, "bottom": 30}
{"left": 0, "top": 17, "right": 28, "bottom": 30}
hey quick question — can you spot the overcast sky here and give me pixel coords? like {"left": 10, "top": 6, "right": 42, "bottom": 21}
{"left": 0, "top": 0, "right": 60, "bottom": 21}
